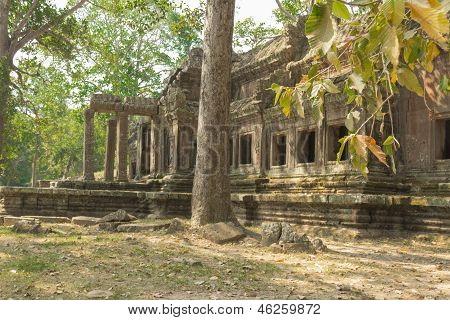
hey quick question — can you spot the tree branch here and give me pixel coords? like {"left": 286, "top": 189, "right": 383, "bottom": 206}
{"left": 340, "top": 0, "right": 381, "bottom": 7}
{"left": 13, "top": 0, "right": 89, "bottom": 54}
{"left": 11, "top": 0, "right": 40, "bottom": 42}
{"left": 275, "top": 0, "right": 297, "bottom": 21}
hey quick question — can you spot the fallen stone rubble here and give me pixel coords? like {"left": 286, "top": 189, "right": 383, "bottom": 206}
{"left": 261, "top": 222, "right": 328, "bottom": 254}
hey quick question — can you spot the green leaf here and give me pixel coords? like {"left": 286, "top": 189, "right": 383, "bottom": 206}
{"left": 337, "top": 135, "right": 351, "bottom": 162}
{"left": 305, "top": 3, "right": 336, "bottom": 54}
{"left": 383, "top": 135, "right": 395, "bottom": 146}
{"left": 279, "top": 89, "right": 292, "bottom": 117}
{"left": 272, "top": 83, "right": 284, "bottom": 106}
{"left": 327, "top": 49, "right": 342, "bottom": 72}
{"left": 381, "top": 0, "right": 405, "bottom": 27}
{"left": 311, "top": 96, "right": 324, "bottom": 126}
{"left": 440, "top": 75, "right": 449, "bottom": 94}
{"left": 322, "top": 79, "right": 340, "bottom": 93}
{"left": 308, "top": 64, "right": 319, "bottom": 79}
{"left": 292, "top": 89, "right": 305, "bottom": 118}
{"left": 397, "top": 67, "right": 424, "bottom": 96}
{"left": 382, "top": 26, "right": 400, "bottom": 70}
{"left": 349, "top": 73, "right": 365, "bottom": 93}
{"left": 332, "top": 1, "right": 351, "bottom": 20}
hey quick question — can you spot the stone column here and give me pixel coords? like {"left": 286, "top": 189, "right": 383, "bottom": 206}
{"left": 254, "top": 125, "right": 263, "bottom": 175}
{"left": 288, "top": 125, "right": 296, "bottom": 169}
{"left": 232, "top": 134, "right": 238, "bottom": 169}
{"left": 135, "top": 122, "right": 143, "bottom": 180}
{"left": 171, "top": 119, "right": 179, "bottom": 174}
{"left": 149, "top": 119, "right": 158, "bottom": 176}
{"left": 104, "top": 118, "right": 117, "bottom": 182}
{"left": 116, "top": 112, "right": 129, "bottom": 182}
{"left": 83, "top": 109, "right": 95, "bottom": 181}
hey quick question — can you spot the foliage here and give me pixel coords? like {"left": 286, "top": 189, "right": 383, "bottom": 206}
{"left": 273, "top": 0, "right": 312, "bottom": 25}
{"left": 272, "top": 0, "right": 449, "bottom": 176}
{"left": 233, "top": 18, "right": 281, "bottom": 52}
{"left": 1, "top": 0, "right": 204, "bottom": 185}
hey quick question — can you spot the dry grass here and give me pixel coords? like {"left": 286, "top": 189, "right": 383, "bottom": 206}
{"left": 0, "top": 221, "right": 448, "bottom": 300}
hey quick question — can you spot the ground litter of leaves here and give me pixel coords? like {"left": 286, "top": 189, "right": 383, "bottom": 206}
{"left": 0, "top": 220, "right": 448, "bottom": 300}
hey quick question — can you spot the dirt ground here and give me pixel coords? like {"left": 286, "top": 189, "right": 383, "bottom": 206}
{"left": 0, "top": 219, "right": 448, "bottom": 300}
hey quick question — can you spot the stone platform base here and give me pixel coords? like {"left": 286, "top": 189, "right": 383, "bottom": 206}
{"left": 0, "top": 187, "right": 449, "bottom": 233}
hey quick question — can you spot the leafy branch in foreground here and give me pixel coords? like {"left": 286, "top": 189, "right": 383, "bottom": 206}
{"left": 271, "top": 0, "right": 449, "bottom": 175}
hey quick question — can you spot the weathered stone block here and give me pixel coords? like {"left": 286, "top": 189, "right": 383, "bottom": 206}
{"left": 98, "top": 222, "right": 123, "bottom": 232}
{"left": 72, "top": 216, "right": 100, "bottom": 227}
{"left": 117, "top": 222, "right": 171, "bottom": 233}
{"left": 201, "top": 222, "right": 246, "bottom": 244}
{"left": 99, "top": 209, "right": 137, "bottom": 223}
{"left": 261, "top": 222, "right": 282, "bottom": 246}
{"left": 23, "top": 216, "right": 71, "bottom": 224}
{"left": 3, "top": 216, "right": 39, "bottom": 227}
{"left": 12, "top": 220, "right": 51, "bottom": 234}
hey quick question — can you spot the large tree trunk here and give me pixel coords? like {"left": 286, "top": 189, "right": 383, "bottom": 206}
{"left": 191, "top": 0, "right": 236, "bottom": 227}
{"left": 0, "top": 0, "right": 11, "bottom": 165}
{"left": 0, "top": 57, "right": 9, "bottom": 165}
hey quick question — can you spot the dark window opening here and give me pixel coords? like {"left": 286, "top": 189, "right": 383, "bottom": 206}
{"left": 328, "top": 125, "right": 348, "bottom": 161}
{"left": 297, "top": 130, "right": 316, "bottom": 164}
{"left": 436, "top": 119, "right": 450, "bottom": 160}
{"left": 272, "top": 134, "right": 287, "bottom": 166}
{"left": 141, "top": 127, "right": 151, "bottom": 175}
{"left": 163, "top": 128, "right": 171, "bottom": 170}
{"left": 131, "top": 162, "right": 137, "bottom": 178}
{"left": 240, "top": 134, "right": 252, "bottom": 165}
{"left": 229, "top": 138, "right": 233, "bottom": 167}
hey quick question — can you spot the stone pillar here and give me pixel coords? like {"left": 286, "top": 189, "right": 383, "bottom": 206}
{"left": 116, "top": 112, "right": 129, "bottom": 182}
{"left": 149, "top": 119, "right": 158, "bottom": 176}
{"left": 135, "top": 122, "right": 143, "bottom": 180}
{"left": 288, "top": 126, "right": 296, "bottom": 169}
{"left": 232, "top": 134, "right": 238, "bottom": 169}
{"left": 104, "top": 118, "right": 117, "bottom": 182}
{"left": 83, "top": 109, "right": 95, "bottom": 181}
{"left": 171, "top": 119, "right": 179, "bottom": 174}
{"left": 254, "top": 125, "right": 263, "bottom": 175}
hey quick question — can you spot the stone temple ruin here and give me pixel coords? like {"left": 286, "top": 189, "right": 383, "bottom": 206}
{"left": 1, "top": 21, "right": 449, "bottom": 233}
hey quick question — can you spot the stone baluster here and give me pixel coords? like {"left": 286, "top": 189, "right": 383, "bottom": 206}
{"left": 83, "top": 109, "right": 95, "bottom": 181}
{"left": 135, "top": 122, "right": 143, "bottom": 180}
{"left": 104, "top": 118, "right": 117, "bottom": 181}
{"left": 116, "top": 111, "right": 129, "bottom": 182}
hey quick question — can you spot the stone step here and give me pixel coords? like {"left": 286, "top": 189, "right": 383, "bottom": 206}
{"left": 72, "top": 216, "right": 101, "bottom": 227}
{"left": 23, "top": 216, "right": 71, "bottom": 224}
{"left": 117, "top": 222, "right": 171, "bottom": 233}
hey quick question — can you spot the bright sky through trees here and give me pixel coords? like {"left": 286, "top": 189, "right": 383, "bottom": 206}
{"left": 53, "top": 0, "right": 280, "bottom": 25}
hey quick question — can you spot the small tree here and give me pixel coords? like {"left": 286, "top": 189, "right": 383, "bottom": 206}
{"left": 0, "top": 0, "right": 89, "bottom": 169}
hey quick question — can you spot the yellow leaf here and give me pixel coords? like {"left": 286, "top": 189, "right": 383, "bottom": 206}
{"left": 382, "top": 26, "right": 400, "bottom": 69}
{"left": 423, "top": 41, "right": 440, "bottom": 72}
{"left": 361, "top": 136, "right": 389, "bottom": 167}
{"left": 406, "top": 1, "right": 449, "bottom": 48}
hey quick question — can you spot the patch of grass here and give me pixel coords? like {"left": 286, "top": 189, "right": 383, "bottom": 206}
{"left": 4, "top": 255, "right": 56, "bottom": 273}
{"left": 0, "top": 227, "right": 13, "bottom": 235}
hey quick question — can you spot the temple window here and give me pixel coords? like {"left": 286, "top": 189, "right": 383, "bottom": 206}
{"left": 240, "top": 134, "right": 252, "bottom": 165}
{"left": 229, "top": 138, "right": 233, "bottom": 167}
{"left": 328, "top": 125, "right": 348, "bottom": 161}
{"left": 297, "top": 130, "right": 315, "bottom": 164}
{"left": 435, "top": 119, "right": 450, "bottom": 160}
{"left": 271, "top": 133, "right": 287, "bottom": 166}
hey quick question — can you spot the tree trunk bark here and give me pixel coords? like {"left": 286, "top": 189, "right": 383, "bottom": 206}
{"left": 0, "top": 54, "right": 10, "bottom": 165}
{"left": 191, "top": 0, "right": 236, "bottom": 227}
{"left": 0, "top": 0, "right": 11, "bottom": 166}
